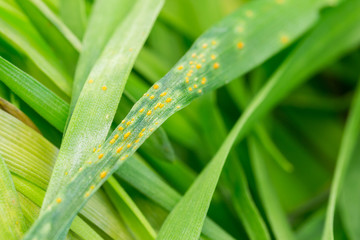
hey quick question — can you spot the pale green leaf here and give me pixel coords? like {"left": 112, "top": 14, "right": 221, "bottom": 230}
{"left": 60, "top": 0, "right": 87, "bottom": 39}
{"left": 104, "top": 177, "right": 156, "bottom": 240}
{"left": 0, "top": 153, "right": 27, "bottom": 239}
{"left": 0, "top": 109, "right": 133, "bottom": 239}
{"left": 23, "top": 0, "right": 329, "bottom": 239}
{"left": 42, "top": 0, "right": 164, "bottom": 213}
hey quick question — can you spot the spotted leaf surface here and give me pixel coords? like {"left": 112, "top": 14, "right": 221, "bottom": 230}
{"left": 24, "top": 0, "right": 331, "bottom": 239}
{"left": 41, "top": 0, "right": 165, "bottom": 212}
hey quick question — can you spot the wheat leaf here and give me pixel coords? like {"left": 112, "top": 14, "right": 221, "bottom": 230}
{"left": 42, "top": 0, "right": 164, "bottom": 212}
{"left": 0, "top": 153, "right": 27, "bottom": 239}
{"left": 23, "top": 0, "right": 329, "bottom": 239}
{"left": 0, "top": 1, "right": 73, "bottom": 95}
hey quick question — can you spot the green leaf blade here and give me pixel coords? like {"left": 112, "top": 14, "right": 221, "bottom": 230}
{"left": 0, "top": 153, "right": 27, "bottom": 239}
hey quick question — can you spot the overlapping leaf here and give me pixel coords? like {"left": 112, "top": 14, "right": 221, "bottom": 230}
{"left": 23, "top": 0, "right": 331, "bottom": 239}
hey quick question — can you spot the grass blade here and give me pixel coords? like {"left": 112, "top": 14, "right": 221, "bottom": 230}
{"left": 0, "top": 109, "right": 133, "bottom": 239}
{"left": 156, "top": 112, "right": 253, "bottom": 240}
{"left": 23, "top": 0, "right": 329, "bottom": 238}
{"left": 104, "top": 177, "right": 156, "bottom": 240}
{"left": 42, "top": 0, "right": 164, "bottom": 213}
{"left": 0, "top": 100, "right": 232, "bottom": 239}
{"left": 249, "top": 137, "right": 295, "bottom": 239}
{"left": 0, "top": 153, "right": 27, "bottom": 239}
{"left": 15, "top": 0, "right": 81, "bottom": 51}
{"left": 0, "top": 2, "right": 73, "bottom": 95}
{"left": 0, "top": 97, "right": 40, "bottom": 132}
{"left": 339, "top": 140, "right": 360, "bottom": 239}
{"left": 195, "top": 94, "right": 270, "bottom": 239}
{"left": 71, "top": 0, "right": 136, "bottom": 108}
{"left": 60, "top": 0, "right": 87, "bottom": 39}
{"left": 15, "top": 0, "right": 81, "bottom": 73}
{"left": 322, "top": 81, "right": 360, "bottom": 240}
{"left": 228, "top": 78, "right": 293, "bottom": 171}
{"left": 0, "top": 57, "right": 69, "bottom": 131}
{"left": 116, "top": 155, "right": 234, "bottom": 240}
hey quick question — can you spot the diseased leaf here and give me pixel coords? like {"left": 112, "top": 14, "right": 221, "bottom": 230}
{"left": 42, "top": 0, "right": 165, "bottom": 213}
{"left": 23, "top": 0, "right": 329, "bottom": 239}
{"left": 0, "top": 109, "right": 133, "bottom": 239}
{"left": 70, "top": 0, "right": 137, "bottom": 108}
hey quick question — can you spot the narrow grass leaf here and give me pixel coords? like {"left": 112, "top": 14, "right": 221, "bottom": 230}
{"left": 116, "top": 156, "right": 234, "bottom": 240}
{"left": 0, "top": 153, "right": 27, "bottom": 239}
{"left": 0, "top": 57, "right": 69, "bottom": 131}
{"left": 196, "top": 95, "right": 270, "bottom": 239}
{"left": 14, "top": 177, "right": 104, "bottom": 240}
{"left": 15, "top": 0, "right": 81, "bottom": 73}
{"left": 339, "top": 140, "right": 360, "bottom": 240}
{"left": 322, "top": 78, "right": 360, "bottom": 240}
{"left": 0, "top": 2, "right": 72, "bottom": 95}
{"left": 227, "top": 78, "right": 293, "bottom": 171}
{"left": 156, "top": 111, "right": 256, "bottom": 240}
{"left": 42, "top": 0, "right": 164, "bottom": 212}
{"left": 0, "top": 97, "right": 40, "bottom": 132}
{"left": 104, "top": 176, "right": 157, "bottom": 240}
{"left": 0, "top": 109, "right": 133, "bottom": 239}
{"left": 59, "top": 0, "right": 87, "bottom": 39}
{"left": 23, "top": 0, "right": 329, "bottom": 238}
{"left": 249, "top": 137, "right": 295, "bottom": 239}
{"left": 0, "top": 102, "right": 231, "bottom": 239}
{"left": 71, "top": 0, "right": 136, "bottom": 108}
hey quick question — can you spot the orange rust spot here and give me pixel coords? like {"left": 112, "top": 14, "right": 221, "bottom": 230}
{"left": 100, "top": 171, "right": 107, "bottom": 179}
